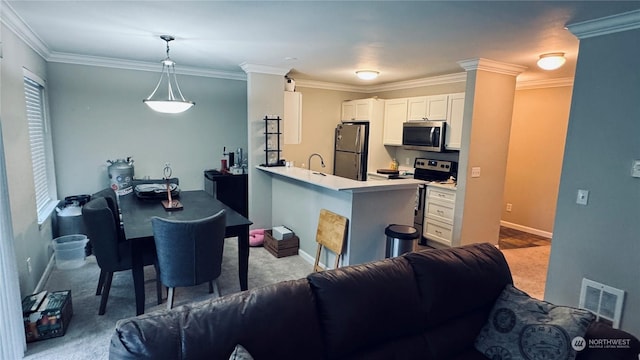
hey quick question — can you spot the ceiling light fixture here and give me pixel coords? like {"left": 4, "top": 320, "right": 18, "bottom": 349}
{"left": 143, "top": 35, "right": 195, "bottom": 114}
{"left": 356, "top": 70, "right": 380, "bottom": 80}
{"left": 536, "top": 52, "right": 566, "bottom": 71}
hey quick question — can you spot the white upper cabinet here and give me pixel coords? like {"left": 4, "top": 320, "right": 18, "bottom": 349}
{"left": 284, "top": 91, "right": 302, "bottom": 144}
{"left": 383, "top": 98, "right": 408, "bottom": 146}
{"left": 341, "top": 99, "right": 373, "bottom": 121}
{"left": 445, "top": 92, "right": 465, "bottom": 150}
{"left": 407, "top": 94, "right": 448, "bottom": 121}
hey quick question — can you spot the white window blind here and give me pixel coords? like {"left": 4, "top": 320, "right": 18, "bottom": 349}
{"left": 24, "top": 72, "right": 56, "bottom": 222}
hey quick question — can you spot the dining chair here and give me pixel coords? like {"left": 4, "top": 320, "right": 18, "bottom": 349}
{"left": 82, "top": 197, "right": 161, "bottom": 315}
{"left": 313, "top": 209, "right": 349, "bottom": 272}
{"left": 151, "top": 209, "right": 226, "bottom": 310}
{"left": 90, "top": 187, "right": 124, "bottom": 297}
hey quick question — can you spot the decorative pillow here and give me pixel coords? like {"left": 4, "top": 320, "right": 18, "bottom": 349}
{"left": 229, "top": 344, "right": 254, "bottom": 360}
{"left": 475, "top": 284, "right": 595, "bottom": 360}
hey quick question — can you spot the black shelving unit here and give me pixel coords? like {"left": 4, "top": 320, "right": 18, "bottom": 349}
{"left": 263, "top": 116, "right": 284, "bottom": 167}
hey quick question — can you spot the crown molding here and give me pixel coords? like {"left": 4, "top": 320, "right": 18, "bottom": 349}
{"left": 294, "top": 79, "right": 363, "bottom": 92}
{"left": 364, "top": 72, "right": 467, "bottom": 93}
{"left": 48, "top": 51, "right": 247, "bottom": 80}
{"left": 295, "top": 72, "right": 467, "bottom": 93}
{"left": 240, "top": 63, "right": 290, "bottom": 76}
{"left": 458, "top": 58, "right": 527, "bottom": 77}
{"left": 516, "top": 77, "right": 573, "bottom": 90}
{"left": 0, "top": 0, "right": 50, "bottom": 58}
{"left": 567, "top": 9, "right": 640, "bottom": 39}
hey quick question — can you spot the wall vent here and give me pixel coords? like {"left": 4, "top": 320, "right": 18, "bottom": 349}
{"left": 579, "top": 278, "right": 625, "bottom": 328}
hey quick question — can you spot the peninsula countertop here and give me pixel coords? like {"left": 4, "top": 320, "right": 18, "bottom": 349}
{"left": 257, "top": 165, "right": 425, "bottom": 193}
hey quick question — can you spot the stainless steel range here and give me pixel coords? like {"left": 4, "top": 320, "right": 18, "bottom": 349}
{"left": 413, "top": 158, "right": 457, "bottom": 246}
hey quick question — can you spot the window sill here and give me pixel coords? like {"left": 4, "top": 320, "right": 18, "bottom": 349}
{"left": 37, "top": 200, "right": 59, "bottom": 227}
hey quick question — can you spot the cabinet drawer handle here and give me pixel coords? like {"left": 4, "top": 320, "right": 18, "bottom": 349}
{"left": 435, "top": 230, "right": 442, "bottom": 235}
{"left": 436, "top": 210, "right": 445, "bottom": 215}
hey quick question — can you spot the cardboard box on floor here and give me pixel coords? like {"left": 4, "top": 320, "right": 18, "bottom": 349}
{"left": 22, "top": 290, "right": 73, "bottom": 342}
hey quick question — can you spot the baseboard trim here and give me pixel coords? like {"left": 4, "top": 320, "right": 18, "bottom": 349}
{"left": 34, "top": 254, "right": 55, "bottom": 293}
{"left": 298, "top": 249, "right": 317, "bottom": 266}
{"left": 500, "top": 221, "right": 552, "bottom": 239}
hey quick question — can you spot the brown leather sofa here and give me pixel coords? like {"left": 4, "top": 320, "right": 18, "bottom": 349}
{"left": 109, "top": 243, "right": 639, "bottom": 360}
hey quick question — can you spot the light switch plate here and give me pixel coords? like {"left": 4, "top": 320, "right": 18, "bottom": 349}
{"left": 576, "top": 189, "right": 589, "bottom": 205}
{"left": 632, "top": 160, "right": 640, "bottom": 178}
{"left": 471, "top": 167, "right": 481, "bottom": 178}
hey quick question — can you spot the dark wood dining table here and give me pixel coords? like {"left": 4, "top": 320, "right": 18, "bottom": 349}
{"left": 119, "top": 190, "right": 252, "bottom": 315}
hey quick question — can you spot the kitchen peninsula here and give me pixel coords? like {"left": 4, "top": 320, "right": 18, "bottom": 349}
{"left": 257, "top": 166, "right": 424, "bottom": 266}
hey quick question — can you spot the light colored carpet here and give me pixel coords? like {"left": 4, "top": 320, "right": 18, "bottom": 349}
{"left": 24, "top": 239, "right": 312, "bottom": 360}
{"left": 500, "top": 245, "right": 551, "bottom": 300}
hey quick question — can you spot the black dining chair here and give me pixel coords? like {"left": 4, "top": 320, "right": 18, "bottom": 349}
{"left": 91, "top": 187, "right": 131, "bottom": 298}
{"left": 82, "top": 197, "right": 161, "bottom": 315}
{"left": 91, "top": 187, "right": 122, "bottom": 232}
{"left": 151, "top": 209, "right": 226, "bottom": 309}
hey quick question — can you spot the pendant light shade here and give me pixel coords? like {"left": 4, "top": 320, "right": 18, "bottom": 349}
{"left": 143, "top": 35, "right": 195, "bottom": 114}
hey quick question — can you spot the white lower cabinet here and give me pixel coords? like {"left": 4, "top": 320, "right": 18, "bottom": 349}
{"left": 423, "top": 186, "right": 456, "bottom": 246}
{"left": 424, "top": 218, "right": 453, "bottom": 246}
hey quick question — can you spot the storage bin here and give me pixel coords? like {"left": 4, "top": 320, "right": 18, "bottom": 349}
{"left": 52, "top": 235, "right": 89, "bottom": 270}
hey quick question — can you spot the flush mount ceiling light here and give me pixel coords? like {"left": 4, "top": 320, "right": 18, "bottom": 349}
{"left": 143, "top": 35, "right": 195, "bottom": 114}
{"left": 355, "top": 70, "right": 380, "bottom": 80}
{"left": 536, "top": 52, "right": 566, "bottom": 71}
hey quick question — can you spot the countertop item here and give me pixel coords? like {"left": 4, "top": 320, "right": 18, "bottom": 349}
{"left": 257, "top": 166, "right": 425, "bottom": 193}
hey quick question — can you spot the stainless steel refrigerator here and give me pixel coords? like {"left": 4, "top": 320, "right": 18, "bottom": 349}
{"left": 334, "top": 122, "right": 369, "bottom": 181}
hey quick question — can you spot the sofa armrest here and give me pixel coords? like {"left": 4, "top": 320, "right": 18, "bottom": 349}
{"left": 577, "top": 321, "right": 640, "bottom": 360}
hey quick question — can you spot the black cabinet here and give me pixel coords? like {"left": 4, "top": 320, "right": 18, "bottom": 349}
{"left": 204, "top": 170, "right": 248, "bottom": 218}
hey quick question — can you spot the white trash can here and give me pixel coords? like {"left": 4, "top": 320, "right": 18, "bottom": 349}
{"left": 52, "top": 234, "right": 89, "bottom": 270}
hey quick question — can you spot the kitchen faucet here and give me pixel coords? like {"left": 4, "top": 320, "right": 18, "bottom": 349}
{"left": 308, "top": 153, "right": 326, "bottom": 171}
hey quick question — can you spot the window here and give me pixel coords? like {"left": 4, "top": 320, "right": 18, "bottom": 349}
{"left": 23, "top": 69, "right": 57, "bottom": 223}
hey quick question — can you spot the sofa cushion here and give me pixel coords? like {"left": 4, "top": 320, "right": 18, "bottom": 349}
{"left": 404, "top": 243, "right": 513, "bottom": 359}
{"left": 307, "top": 257, "right": 426, "bottom": 359}
{"left": 110, "top": 279, "right": 324, "bottom": 360}
{"left": 475, "top": 284, "right": 595, "bottom": 360}
{"left": 404, "top": 243, "right": 513, "bottom": 327}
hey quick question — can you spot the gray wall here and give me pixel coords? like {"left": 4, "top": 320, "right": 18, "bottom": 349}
{"left": 47, "top": 63, "right": 247, "bottom": 197}
{"left": 0, "top": 23, "right": 53, "bottom": 296}
{"left": 545, "top": 28, "right": 640, "bottom": 335}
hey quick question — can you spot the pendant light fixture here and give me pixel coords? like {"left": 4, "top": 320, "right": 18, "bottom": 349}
{"left": 143, "top": 35, "right": 195, "bottom": 114}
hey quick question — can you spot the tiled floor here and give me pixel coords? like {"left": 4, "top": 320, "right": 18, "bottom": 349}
{"left": 498, "top": 226, "right": 551, "bottom": 249}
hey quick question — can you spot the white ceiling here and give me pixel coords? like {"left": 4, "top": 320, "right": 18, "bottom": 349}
{"left": 4, "top": 1, "right": 640, "bottom": 86}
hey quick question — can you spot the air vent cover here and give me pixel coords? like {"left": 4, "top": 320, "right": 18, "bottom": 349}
{"left": 579, "top": 278, "right": 625, "bottom": 328}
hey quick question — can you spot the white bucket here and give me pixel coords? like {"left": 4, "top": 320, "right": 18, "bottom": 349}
{"left": 52, "top": 234, "right": 89, "bottom": 270}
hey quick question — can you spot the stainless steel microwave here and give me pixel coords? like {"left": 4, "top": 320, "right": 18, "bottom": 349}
{"left": 402, "top": 120, "right": 446, "bottom": 152}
